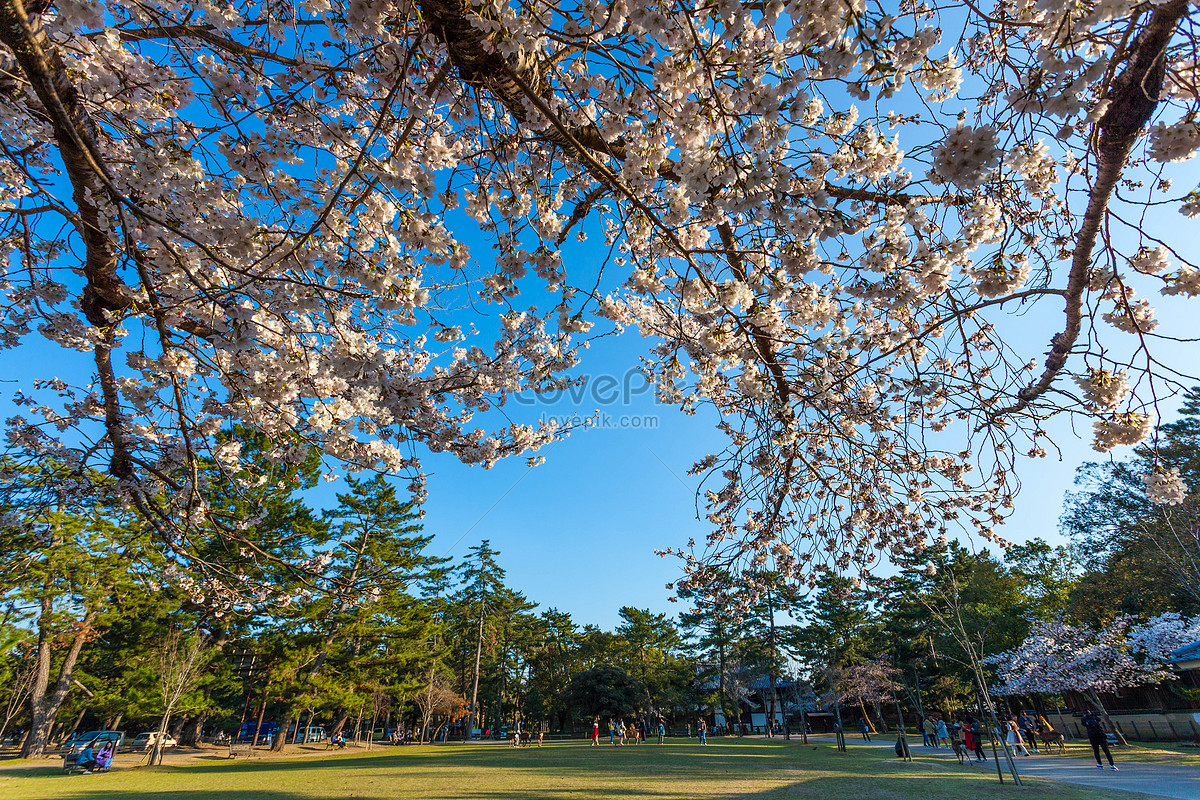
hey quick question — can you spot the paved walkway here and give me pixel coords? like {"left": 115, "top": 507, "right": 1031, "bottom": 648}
{"left": 807, "top": 735, "right": 1200, "bottom": 800}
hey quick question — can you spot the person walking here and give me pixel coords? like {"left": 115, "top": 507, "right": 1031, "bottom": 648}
{"left": 964, "top": 717, "right": 987, "bottom": 762}
{"left": 591, "top": 719, "right": 600, "bottom": 746}
{"left": 923, "top": 715, "right": 939, "bottom": 748}
{"left": 1018, "top": 711, "right": 1039, "bottom": 754}
{"left": 698, "top": 718, "right": 708, "bottom": 745}
{"left": 608, "top": 719, "right": 615, "bottom": 745}
{"left": 858, "top": 718, "right": 871, "bottom": 742}
{"left": 1006, "top": 715, "right": 1032, "bottom": 756}
{"left": 657, "top": 720, "right": 665, "bottom": 744}
{"left": 1082, "top": 709, "right": 1118, "bottom": 770}
{"left": 617, "top": 719, "right": 626, "bottom": 746}
{"left": 936, "top": 717, "right": 949, "bottom": 748}
{"left": 918, "top": 715, "right": 929, "bottom": 746}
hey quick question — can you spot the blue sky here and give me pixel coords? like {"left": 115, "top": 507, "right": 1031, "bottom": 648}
{"left": 6, "top": 32, "right": 1200, "bottom": 632}
{"left": 6, "top": 193, "right": 1200, "bottom": 633}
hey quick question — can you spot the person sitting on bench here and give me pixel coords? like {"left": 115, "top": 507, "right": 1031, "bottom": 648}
{"left": 76, "top": 743, "right": 98, "bottom": 773}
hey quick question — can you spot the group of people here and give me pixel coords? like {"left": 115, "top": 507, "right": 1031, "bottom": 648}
{"left": 999, "top": 712, "right": 1043, "bottom": 757}
{"left": 916, "top": 712, "right": 1027, "bottom": 763}
{"left": 913, "top": 709, "right": 1119, "bottom": 770}
{"left": 74, "top": 741, "right": 115, "bottom": 774}
{"left": 590, "top": 718, "right": 668, "bottom": 746}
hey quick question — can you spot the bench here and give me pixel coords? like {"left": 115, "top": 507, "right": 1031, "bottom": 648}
{"left": 62, "top": 755, "right": 113, "bottom": 774}
{"left": 228, "top": 743, "right": 260, "bottom": 758}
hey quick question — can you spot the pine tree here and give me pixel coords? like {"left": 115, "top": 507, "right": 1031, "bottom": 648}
{"left": 1065, "top": 386, "right": 1200, "bottom": 615}
{"left": 0, "top": 459, "right": 156, "bottom": 757}
{"left": 451, "top": 540, "right": 507, "bottom": 739}
{"left": 270, "top": 474, "right": 442, "bottom": 750}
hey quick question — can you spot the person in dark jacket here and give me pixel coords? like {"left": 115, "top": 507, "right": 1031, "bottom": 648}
{"left": 964, "top": 716, "right": 987, "bottom": 762}
{"left": 1081, "top": 709, "right": 1117, "bottom": 770}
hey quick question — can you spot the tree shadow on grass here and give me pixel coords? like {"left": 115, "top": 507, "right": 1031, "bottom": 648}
{"left": 3, "top": 747, "right": 1114, "bottom": 800}
{"left": 0, "top": 765, "right": 63, "bottom": 779}
{"left": 176, "top": 741, "right": 796, "bottom": 778}
{"left": 0, "top": 783, "right": 925, "bottom": 800}
{"left": 28, "top": 791, "right": 333, "bottom": 800}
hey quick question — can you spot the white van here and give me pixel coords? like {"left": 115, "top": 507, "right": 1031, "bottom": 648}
{"left": 132, "top": 731, "right": 177, "bottom": 750}
{"left": 286, "top": 726, "right": 327, "bottom": 743}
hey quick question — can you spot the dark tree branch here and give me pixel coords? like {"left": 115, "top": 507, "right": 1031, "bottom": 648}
{"left": 997, "top": 0, "right": 1191, "bottom": 418}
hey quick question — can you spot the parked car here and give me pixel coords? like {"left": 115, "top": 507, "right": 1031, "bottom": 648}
{"left": 284, "top": 725, "right": 327, "bottom": 743}
{"left": 238, "top": 720, "right": 278, "bottom": 744}
{"left": 57, "top": 732, "right": 90, "bottom": 752}
{"left": 132, "top": 731, "right": 177, "bottom": 750}
{"left": 61, "top": 731, "right": 124, "bottom": 773}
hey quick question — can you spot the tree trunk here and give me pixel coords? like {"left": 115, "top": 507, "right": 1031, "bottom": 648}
{"left": 298, "top": 708, "right": 314, "bottom": 744}
{"left": 716, "top": 625, "right": 735, "bottom": 735}
{"left": 893, "top": 689, "right": 911, "bottom": 761}
{"left": 911, "top": 666, "right": 924, "bottom": 717}
{"left": 1086, "top": 688, "right": 1129, "bottom": 746}
{"left": 250, "top": 692, "right": 269, "bottom": 748}
{"left": 149, "top": 717, "right": 167, "bottom": 766}
{"left": 350, "top": 702, "right": 363, "bottom": 745}
{"left": 269, "top": 706, "right": 294, "bottom": 752}
{"left": 766, "top": 589, "right": 780, "bottom": 737}
{"left": 178, "top": 711, "right": 207, "bottom": 747}
{"left": 21, "top": 608, "right": 98, "bottom": 758}
{"left": 467, "top": 607, "right": 484, "bottom": 740}
{"left": 65, "top": 708, "right": 86, "bottom": 740}
{"left": 971, "top": 665, "right": 1022, "bottom": 785}
{"left": 857, "top": 699, "right": 875, "bottom": 733}
{"left": 826, "top": 661, "right": 845, "bottom": 752}
{"left": 368, "top": 699, "right": 380, "bottom": 750}
{"left": 798, "top": 687, "right": 809, "bottom": 744}
{"left": 497, "top": 630, "right": 507, "bottom": 731}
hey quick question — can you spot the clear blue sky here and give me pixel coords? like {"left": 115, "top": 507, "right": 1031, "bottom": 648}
{"left": 5, "top": 110, "right": 1200, "bottom": 633}
{"left": 6, "top": 211, "right": 1200, "bottom": 633}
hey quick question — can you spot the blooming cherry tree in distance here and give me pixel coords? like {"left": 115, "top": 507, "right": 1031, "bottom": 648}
{"left": 2, "top": 0, "right": 1200, "bottom": 603}
{"left": 834, "top": 657, "right": 899, "bottom": 732}
{"left": 991, "top": 613, "right": 1200, "bottom": 743}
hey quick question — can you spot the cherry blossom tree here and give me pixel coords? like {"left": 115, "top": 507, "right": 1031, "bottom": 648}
{"left": 3, "top": 0, "right": 1200, "bottom": 603}
{"left": 834, "top": 657, "right": 898, "bottom": 732}
{"left": 990, "top": 612, "right": 1200, "bottom": 744}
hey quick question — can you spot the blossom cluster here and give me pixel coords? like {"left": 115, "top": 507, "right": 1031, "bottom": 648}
{"left": 990, "top": 613, "right": 1200, "bottom": 697}
{"left": 1143, "top": 467, "right": 1190, "bottom": 506}
{"left": 1, "top": 0, "right": 1198, "bottom": 606}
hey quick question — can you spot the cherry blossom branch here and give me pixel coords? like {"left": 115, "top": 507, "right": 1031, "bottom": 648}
{"left": 116, "top": 24, "right": 335, "bottom": 71}
{"left": 998, "top": 0, "right": 1191, "bottom": 418}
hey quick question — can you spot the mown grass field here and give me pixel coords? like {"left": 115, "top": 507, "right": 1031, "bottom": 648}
{"left": 0, "top": 738, "right": 1147, "bottom": 800}
{"left": 1049, "top": 738, "right": 1200, "bottom": 766}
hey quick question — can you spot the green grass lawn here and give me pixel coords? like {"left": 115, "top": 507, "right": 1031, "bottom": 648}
{"left": 1048, "top": 738, "right": 1200, "bottom": 766}
{"left": 0, "top": 738, "right": 1150, "bottom": 800}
